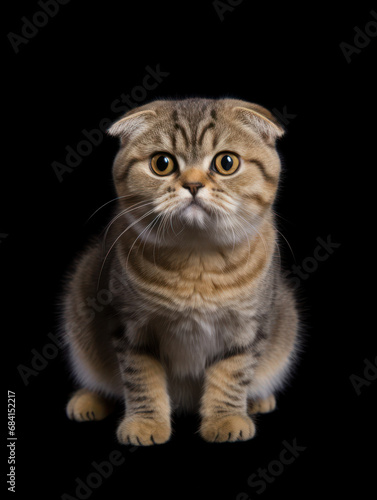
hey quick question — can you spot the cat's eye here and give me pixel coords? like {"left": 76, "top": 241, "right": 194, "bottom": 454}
{"left": 212, "top": 152, "right": 240, "bottom": 175}
{"left": 150, "top": 153, "right": 176, "bottom": 176}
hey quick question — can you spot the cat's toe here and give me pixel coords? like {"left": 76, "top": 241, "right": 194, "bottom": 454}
{"left": 247, "top": 394, "right": 276, "bottom": 414}
{"left": 66, "top": 389, "right": 115, "bottom": 422}
{"left": 200, "top": 414, "right": 256, "bottom": 443}
{"left": 116, "top": 417, "right": 171, "bottom": 446}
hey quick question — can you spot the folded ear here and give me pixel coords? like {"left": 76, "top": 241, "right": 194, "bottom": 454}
{"left": 107, "top": 109, "right": 157, "bottom": 144}
{"left": 232, "top": 103, "right": 284, "bottom": 143}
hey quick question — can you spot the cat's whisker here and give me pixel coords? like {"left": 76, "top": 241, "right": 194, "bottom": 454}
{"left": 266, "top": 210, "right": 296, "bottom": 265}
{"left": 153, "top": 212, "right": 168, "bottom": 266}
{"left": 85, "top": 194, "right": 142, "bottom": 224}
{"left": 162, "top": 211, "right": 173, "bottom": 242}
{"left": 125, "top": 213, "right": 162, "bottom": 272}
{"left": 164, "top": 213, "right": 173, "bottom": 240}
{"left": 141, "top": 213, "right": 163, "bottom": 263}
{"left": 244, "top": 209, "right": 294, "bottom": 266}
{"left": 175, "top": 214, "right": 188, "bottom": 238}
{"left": 272, "top": 209, "right": 293, "bottom": 225}
{"left": 235, "top": 212, "right": 269, "bottom": 260}
{"left": 274, "top": 228, "right": 296, "bottom": 264}
{"left": 232, "top": 215, "right": 253, "bottom": 268}
{"left": 97, "top": 207, "right": 157, "bottom": 290}
{"left": 158, "top": 212, "right": 169, "bottom": 243}
{"left": 102, "top": 200, "right": 155, "bottom": 251}
{"left": 103, "top": 199, "right": 155, "bottom": 235}
{"left": 169, "top": 212, "right": 179, "bottom": 238}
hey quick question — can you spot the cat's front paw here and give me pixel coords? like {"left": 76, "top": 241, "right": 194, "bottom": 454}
{"left": 117, "top": 416, "right": 171, "bottom": 446}
{"left": 247, "top": 394, "right": 276, "bottom": 414}
{"left": 200, "top": 414, "right": 256, "bottom": 443}
{"left": 66, "top": 389, "right": 115, "bottom": 422}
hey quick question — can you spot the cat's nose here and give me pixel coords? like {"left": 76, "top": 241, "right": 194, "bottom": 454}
{"left": 182, "top": 182, "right": 204, "bottom": 197}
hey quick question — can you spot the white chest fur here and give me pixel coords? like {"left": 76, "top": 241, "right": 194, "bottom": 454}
{"left": 158, "top": 311, "right": 231, "bottom": 379}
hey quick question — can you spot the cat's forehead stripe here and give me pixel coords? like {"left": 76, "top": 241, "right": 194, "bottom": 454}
{"left": 197, "top": 122, "right": 215, "bottom": 147}
{"left": 167, "top": 104, "right": 220, "bottom": 160}
{"left": 173, "top": 123, "right": 190, "bottom": 149}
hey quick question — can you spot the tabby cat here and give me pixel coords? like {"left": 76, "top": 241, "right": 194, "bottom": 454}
{"left": 62, "top": 98, "right": 299, "bottom": 445}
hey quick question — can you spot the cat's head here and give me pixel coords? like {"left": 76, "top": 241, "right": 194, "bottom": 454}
{"left": 108, "top": 98, "right": 284, "bottom": 247}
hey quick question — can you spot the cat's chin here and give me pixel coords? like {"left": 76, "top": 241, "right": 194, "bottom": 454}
{"left": 179, "top": 203, "right": 208, "bottom": 228}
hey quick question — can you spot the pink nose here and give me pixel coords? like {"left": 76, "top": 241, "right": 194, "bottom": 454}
{"left": 182, "top": 182, "right": 204, "bottom": 197}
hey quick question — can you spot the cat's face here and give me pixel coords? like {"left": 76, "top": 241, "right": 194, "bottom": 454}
{"left": 109, "top": 98, "right": 284, "bottom": 247}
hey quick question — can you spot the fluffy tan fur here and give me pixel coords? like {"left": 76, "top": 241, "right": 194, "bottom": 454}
{"left": 62, "top": 98, "right": 299, "bottom": 445}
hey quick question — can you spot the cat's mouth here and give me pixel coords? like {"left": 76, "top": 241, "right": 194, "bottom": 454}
{"left": 179, "top": 198, "right": 209, "bottom": 226}
{"left": 189, "top": 199, "right": 201, "bottom": 207}
{"left": 187, "top": 198, "right": 209, "bottom": 211}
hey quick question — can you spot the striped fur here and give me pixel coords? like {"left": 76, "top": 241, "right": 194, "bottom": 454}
{"left": 62, "top": 98, "right": 299, "bottom": 445}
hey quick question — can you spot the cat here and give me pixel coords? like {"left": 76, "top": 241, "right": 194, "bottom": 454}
{"left": 62, "top": 98, "right": 299, "bottom": 445}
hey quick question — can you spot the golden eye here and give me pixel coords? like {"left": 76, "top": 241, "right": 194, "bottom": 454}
{"left": 213, "top": 152, "right": 240, "bottom": 175}
{"left": 150, "top": 153, "right": 176, "bottom": 176}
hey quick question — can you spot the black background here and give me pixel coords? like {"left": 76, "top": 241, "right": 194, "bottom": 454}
{"left": 3, "top": 2, "right": 376, "bottom": 499}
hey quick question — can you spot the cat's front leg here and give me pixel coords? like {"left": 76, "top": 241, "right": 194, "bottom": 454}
{"left": 115, "top": 349, "right": 171, "bottom": 446}
{"left": 199, "top": 353, "right": 256, "bottom": 443}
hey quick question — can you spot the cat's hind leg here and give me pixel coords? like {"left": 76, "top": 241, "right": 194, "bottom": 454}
{"left": 247, "top": 394, "right": 276, "bottom": 414}
{"left": 66, "top": 389, "right": 116, "bottom": 422}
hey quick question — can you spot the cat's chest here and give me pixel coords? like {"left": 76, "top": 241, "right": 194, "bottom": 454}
{"left": 127, "top": 249, "right": 256, "bottom": 311}
{"left": 157, "top": 312, "right": 228, "bottom": 378}
{"left": 129, "top": 307, "right": 253, "bottom": 379}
